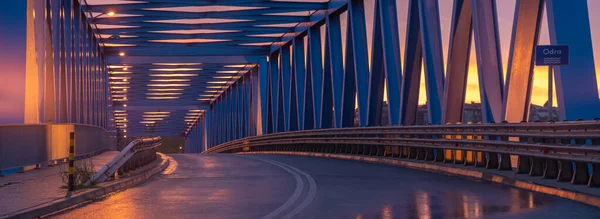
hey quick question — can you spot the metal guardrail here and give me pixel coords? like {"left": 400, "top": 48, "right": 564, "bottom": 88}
{"left": 87, "top": 137, "right": 161, "bottom": 185}
{"left": 204, "top": 121, "right": 600, "bottom": 187}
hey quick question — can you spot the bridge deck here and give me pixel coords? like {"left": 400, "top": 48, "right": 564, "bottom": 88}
{"left": 52, "top": 154, "right": 599, "bottom": 219}
{"left": 0, "top": 151, "right": 118, "bottom": 216}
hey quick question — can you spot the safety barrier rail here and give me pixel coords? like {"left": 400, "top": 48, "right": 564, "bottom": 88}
{"left": 204, "top": 120, "right": 600, "bottom": 187}
{"left": 87, "top": 137, "right": 161, "bottom": 185}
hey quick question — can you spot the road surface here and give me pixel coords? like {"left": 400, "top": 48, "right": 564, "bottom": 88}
{"left": 51, "top": 154, "right": 600, "bottom": 219}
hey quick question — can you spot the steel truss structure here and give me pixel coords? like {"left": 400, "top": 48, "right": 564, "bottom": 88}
{"left": 23, "top": 0, "right": 113, "bottom": 132}
{"left": 12, "top": 0, "right": 598, "bottom": 152}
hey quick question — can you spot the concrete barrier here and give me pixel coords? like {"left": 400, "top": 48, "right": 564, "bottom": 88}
{"left": 0, "top": 124, "right": 115, "bottom": 175}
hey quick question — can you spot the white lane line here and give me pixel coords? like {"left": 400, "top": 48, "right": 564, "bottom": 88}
{"left": 250, "top": 157, "right": 304, "bottom": 219}
{"left": 268, "top": 160, "right": 318, "bottom": 219}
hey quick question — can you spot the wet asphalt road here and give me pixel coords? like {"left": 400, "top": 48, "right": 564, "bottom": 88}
{"left": 50, "top": 154, "right": 600, "bottom": 219}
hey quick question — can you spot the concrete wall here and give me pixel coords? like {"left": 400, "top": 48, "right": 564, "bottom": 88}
{"left": 0, "top": 124, "right": 114, "bottom": 170}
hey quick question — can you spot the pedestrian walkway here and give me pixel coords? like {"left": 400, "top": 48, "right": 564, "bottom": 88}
{"left": 0, "top": 151, "right": 119, "bottom": 216}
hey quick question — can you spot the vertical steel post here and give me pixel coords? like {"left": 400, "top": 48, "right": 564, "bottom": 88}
{"left": 548, "top": 66, "right": 553, "bottom": 121}
{"left": 68, "top": 132, "right": 75, "bottom": 191}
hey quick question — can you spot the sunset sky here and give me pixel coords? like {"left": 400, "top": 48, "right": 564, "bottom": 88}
{"left": 1, "top": 0, "right": 599, "bottom": 124}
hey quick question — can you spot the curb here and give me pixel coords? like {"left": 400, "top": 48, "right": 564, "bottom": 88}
{"left": 241, "top": 151, "right": 600, "bottom": 208}
{"left": 2, "top": 153, "right": 170, "bottom": 219}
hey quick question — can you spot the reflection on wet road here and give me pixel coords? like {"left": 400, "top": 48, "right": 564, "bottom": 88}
{"left": 51, "top": 154, "right": 600, "bottom": 219}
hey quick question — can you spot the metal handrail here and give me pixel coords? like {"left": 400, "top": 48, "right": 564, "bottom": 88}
{"left": 87, "top": 137, "right": 161, "bottom": 185}
{"left": 203, "top": 121, "right": 600, "bottom": 162}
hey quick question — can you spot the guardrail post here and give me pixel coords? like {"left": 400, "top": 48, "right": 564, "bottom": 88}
{"left": 401, "top": 147, "right": 409, "bottom": 158}
{"left": 474, "top": 151, "right": 486, "bottom": 167}
{"left": 589, "top": 164, "right": 600, "bottom": 187}
{"left": 529, "top": 157, "right": 544, "bottom": 176}
{"left": 544, "top": 159, "right": 559, "bottom": 179}
{"left": 486, "top": 153, "right": 498, "bottom": 169}
{"left": 572, "top": 162, "right": 590, "bottom": 184}
{"left": 517, "top": 157, "right": 531, "bottom": 174}
{"left": 434, "top": 149, "right": 444, "bottom": 162}
{"left": 424, "top": 148, "right": 434, "bottom": 161}
{"left": 516, "top": 136, "right": 531, "bottom": 173}
{"left": 557, "top": 160, "right": 573, "bottom": 181}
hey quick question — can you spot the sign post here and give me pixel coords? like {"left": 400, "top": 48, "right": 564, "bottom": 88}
{"left": 535, "top": 45, "right": 569, "bottom": 121}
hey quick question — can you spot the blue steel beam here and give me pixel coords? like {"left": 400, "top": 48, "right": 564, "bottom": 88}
{"left": 259, "top": 58, "right": 269, "bottom": 134}
{"left": 367, "top": 0, "right": 385, "bottom": 126}
{"left": 418, "top": 0, "right": 445, "bottom": 125}
{"left": 545, "top": 0, "right": 600, "bottom": 120}
{"left": 269, "top": 51, "right": 281, "bottom": 133}
{"left": 244, "top": 74, "right": 251, "bottom": 137}
{"left": 322, "top": 29, "right": 334, "bottom": 129}
{"left": 378, "top": 0, "right": 403, "bottom": 126}
{"left": 400, "top": 0, "right": 423, "bottom": 126}
{"left": 348, "top": 0, "right": 369, "bottom": 127}
{"left": 293, "top": 37, "right": 306, "bottom": 130}
{"left": 308, "top": 24, "right": 324, "bottom": 129}
{"left": 342, "top": 13, "right": 357, "bottom": 128}
{"left": 281, "top": 45, "right": 292, "bottom": 131}
{"left": 326, "top": 12, "right": 345, "bottom": 128}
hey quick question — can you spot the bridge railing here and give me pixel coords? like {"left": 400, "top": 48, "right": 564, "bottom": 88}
{"left": 87, "top": 137, "right": 161, "bottom": 185}
{"left": 203, "top": 121, "right": 600, "bottom": 187}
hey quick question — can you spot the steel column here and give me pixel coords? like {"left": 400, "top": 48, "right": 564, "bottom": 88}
{"left": 308, "top": 25, "right": 324, "bottom": 129}
{"left": 417, "top": 0, "right": 445, "bottom": 124}
{"left": 348, "top": 0, "right": 370, "bottom": 127}
{"left": 400, "top": 0, "right": 423, "bottom": 125}
{"left": 293, "top": 37, "right": 307, "bottom": 130}
{"left": 546, "top": 0, "right": 600, "bottom": 120}
{"left": 259, "top": 58, "right": 269, "bottom": 134}
{"left": 471, "top": 0, "right": 504, "bottom": 123}
{"left": 442, "top": 0, "right": 472, "bottom": 124}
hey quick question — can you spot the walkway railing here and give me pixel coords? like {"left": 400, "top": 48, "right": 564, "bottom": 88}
{"left": 204, "top": 121, "right": 600, "bottom": 187}
{"left": 87, "top": 137, "right": 161, "bottom": 185}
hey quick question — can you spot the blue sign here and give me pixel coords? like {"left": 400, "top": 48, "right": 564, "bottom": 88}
{"left": 535, "top": 45, "right": 569, "bottom": 66}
